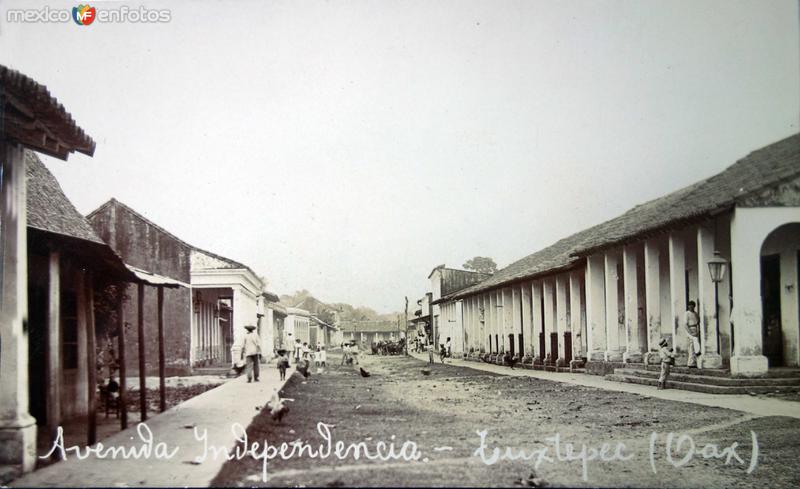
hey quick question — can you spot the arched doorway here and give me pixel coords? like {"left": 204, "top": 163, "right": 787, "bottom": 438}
{"left": 760, "top": 222, "right": 800, "bottom": 368}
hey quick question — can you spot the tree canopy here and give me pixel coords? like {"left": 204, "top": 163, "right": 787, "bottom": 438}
{"left": 462, "top": 256, "right": 497, "bottom": 274}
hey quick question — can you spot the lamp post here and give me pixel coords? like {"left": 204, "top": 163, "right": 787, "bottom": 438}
{"left": 707, "top": 250, "right": 728, "bottom": 355}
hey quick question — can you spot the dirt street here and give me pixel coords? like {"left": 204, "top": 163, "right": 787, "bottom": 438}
{"left": 212, "top": 353, "right": 800, "bottom": 488}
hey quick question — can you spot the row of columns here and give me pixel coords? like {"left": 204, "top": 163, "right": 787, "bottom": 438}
{"left": 461, "top": 272, "right": 588, "bottom": 367}
{"left": 586, "top": 228, "right": 725, "bottom": 367}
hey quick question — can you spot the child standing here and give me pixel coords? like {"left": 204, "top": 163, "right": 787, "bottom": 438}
{"left": 276, "top": 350, "right": 290, "bottom": 381}
{"left": 658, "top": 338, "right": 676, "bottom": 389}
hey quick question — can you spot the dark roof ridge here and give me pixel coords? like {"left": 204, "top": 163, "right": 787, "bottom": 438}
{"left": 88, "top": 198, "right": 256, "bottom": 275}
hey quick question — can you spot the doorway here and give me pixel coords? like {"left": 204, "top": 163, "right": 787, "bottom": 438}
{"left": 760, "top": 254, "right": 783, "bottom": 367}
{"left": 507, "top": 334, "right": 515, "bottom": 357}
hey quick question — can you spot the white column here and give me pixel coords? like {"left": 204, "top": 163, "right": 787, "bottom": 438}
{"left": 0, "top": 142, "right": 37, "bottom": 473}
{"left": 729, "top": 207, "right": 782, "bottom": 376}
{"left": 521, "top": 283, "right": 532, "bottom": 359}
{"left": 47, "top": 250, "right": 62, "bottom": 443}
{"left": 543, "top": 278, "right": 556, "bottom": 364}
{"left": 668, "top": 232, "right": 687, "bottom": 358}
{"left": 75, "top": 272, "right": 89, "bottom": 415}
{"left": 532, "top": 281, "right": 544, "bottom": 362}
{"left": 499, "top": 289, "right": 507, "bottom": 353}
{"left": 487, "top": 293, "right": 495, "bottom": 353}
{"left": 604, "top": 252, "right": 623, "bottom": 361}
{"left": 512, "top": 286, "right": 521, "bottom": 357}
{"left": 697, "top": 225, "right": 723, "bottom": 368}
{"left": 585, "top": 254, "right": 607, "bottom": 361}
{"left": 569, "top": 271, "right": 583, "bottom": 359}
{"left": 623, "top": 245, "right": 643, "bottom": 363}
{"left": 644, "top": 239, "right": 662, "bottom": 364}
{"left": 555, "top": 274, "right": 568, "bottom": 366}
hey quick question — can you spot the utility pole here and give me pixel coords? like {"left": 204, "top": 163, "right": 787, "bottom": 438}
{"left": 404, "top": 296, "right": 409, "bottom": 356}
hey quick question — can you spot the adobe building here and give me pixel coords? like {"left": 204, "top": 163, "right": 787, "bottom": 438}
{"left": 87, "top": 199, "right": 278, "bottom": 373}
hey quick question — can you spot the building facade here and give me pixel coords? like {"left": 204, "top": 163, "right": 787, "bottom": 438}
{"left": 436, "top": 134, "right": 799, "bottom": 378}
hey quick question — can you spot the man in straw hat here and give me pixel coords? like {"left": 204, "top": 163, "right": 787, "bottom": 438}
{"left": 242, "top": 324, "right": 262, "bottom": 383}
{"left": 657, "top": 337, "right": 676, "bottom": 390}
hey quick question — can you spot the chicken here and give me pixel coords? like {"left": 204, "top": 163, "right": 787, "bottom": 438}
{"left": 359, "top": 367, "right": 371, "bottom": 377}
{"left": 266, "top": 388, "right": 294, "bottom": 424}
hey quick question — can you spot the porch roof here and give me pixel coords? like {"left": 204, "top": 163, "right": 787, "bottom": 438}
{"left": 449, "top": 133, "right": 800, "bottom": 301}
{"left": 1, "top": 64, "right": 95, "bottom": 159}
{"left": 26, "top": 151, "right": 169, "bottom": 286}
{"left": 570, "top": 133, "right": 800, "bottom": 257}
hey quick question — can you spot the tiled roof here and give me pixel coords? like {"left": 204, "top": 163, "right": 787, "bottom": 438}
{"left": 88, "top": 198, "right": 260, "bottom": 278}
{"left": 26, "top": 151, "right": 105, "bottom": 244}
{"left": 1, "top": 64, "right": 95, "bottom": 159}
{"left": 452, "top": 133, "right": 800, "bottom": 300}
{"left": 338, "top": 320, "right": 399, "bottom": 333}
{"left": 571, "top": 133, "right": 800, "bottom": 257}
{"left": 451, "top": 224, "right": 602, "bottom": 299}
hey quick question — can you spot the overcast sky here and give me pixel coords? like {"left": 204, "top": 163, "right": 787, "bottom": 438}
{"left": 2, "top": 0, "right": 798, "bottom": 312}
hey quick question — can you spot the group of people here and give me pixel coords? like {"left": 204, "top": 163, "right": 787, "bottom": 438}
{"left": 240, "top": 326, "right": 329, "bottom": 383}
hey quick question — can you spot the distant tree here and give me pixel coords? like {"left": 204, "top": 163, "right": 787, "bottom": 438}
{"left": 463, "top": 256, "right": 497, "bottom": 274}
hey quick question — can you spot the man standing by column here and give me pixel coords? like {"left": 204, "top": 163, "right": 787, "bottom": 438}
{"left": 685, "top": 301, "right": 701, "bottom": 368}
{"left": 242, "top": 325, "right": 261, "bottom": 382}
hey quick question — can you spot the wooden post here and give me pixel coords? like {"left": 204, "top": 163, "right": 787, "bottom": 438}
{"left": 158, "top": 286, "right": 166, "bottom": 412}
{"left": 137, "top": 283, "right": 147, "bottom": 421}
{"left": 117, "top": 290, "right": 128, "bottom": 430}
{"left": 85, "top": 272, "right": 97, "bottom": 445}
{"left": 47, "top": 250, "right": 62, "bottom": 460}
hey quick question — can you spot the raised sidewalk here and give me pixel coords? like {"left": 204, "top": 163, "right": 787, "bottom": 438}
{"left": 11, "top": 366, "right": 288, "bottom": 488}
{"left": 410, "top": 352, "right": 800, "bottom": 419}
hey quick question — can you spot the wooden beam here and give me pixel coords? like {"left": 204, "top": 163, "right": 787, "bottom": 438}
{"left": 158, "top": 287, "right": 166, "bottom": 412}
{"left": 138, "top": 283, "right": 147, "bottom": 421}
{"left": 117, "top": 290, "right": 128, "bottom": 430}
{"left": 46, "top": 250, "right": 62, "bottom": 460}
{"left": 85, "top": 272, "right": 97, "bottom": 445}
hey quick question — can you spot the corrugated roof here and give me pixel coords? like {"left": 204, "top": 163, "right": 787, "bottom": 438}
{"left": 1, "top": 64, "right": 95, "bottom": 159}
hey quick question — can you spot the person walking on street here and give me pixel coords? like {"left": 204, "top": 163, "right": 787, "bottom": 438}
{"left": 242, "top": 324, "right": 261, "bottom": 383}
{"left": 657, "top": 338, "right": 676, "bottom": 389}
{"left": 293, "top": 338, "right": 302, "bottom": 366}
{"left": 445, "top": 337, "right": 452, "bottom": 359}
{"left": 685, "top": 301, "right": 702, "bottom": 368}
{"left": 427, "top": 341, "right": 434, "bottom": 364}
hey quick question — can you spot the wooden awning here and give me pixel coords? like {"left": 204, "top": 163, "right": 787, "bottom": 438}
{"left": 1, "top": 65, "right": 95, "bottom": 160}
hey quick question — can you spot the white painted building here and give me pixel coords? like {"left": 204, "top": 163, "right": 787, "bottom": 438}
{"left": 443, "top": 134, "right": 799, "bottom": 377}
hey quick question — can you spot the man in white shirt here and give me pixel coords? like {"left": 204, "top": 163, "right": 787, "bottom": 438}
{"left": 685, "top": 301, "right": 702, "bottom": 368}
{"left": 242, "top": 325, "right": 261, "bottom": 383}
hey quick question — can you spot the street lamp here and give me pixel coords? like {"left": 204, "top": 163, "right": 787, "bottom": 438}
{"left": 707, "top": 251, "right": 728, "bottom": 354}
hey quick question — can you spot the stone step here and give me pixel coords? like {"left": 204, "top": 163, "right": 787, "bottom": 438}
{"left": 615, "top": 368, "right": 800, "bottom": 387}
{"left": 605, "top": 373, "right": 800, "bottom": 395}
{"left": 636, "top": 363, "right": 731, "bottom": 377}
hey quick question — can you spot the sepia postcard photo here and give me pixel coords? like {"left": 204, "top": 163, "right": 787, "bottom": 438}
{"left": 0, "top": 0, "right": 798, "bottom": 487}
